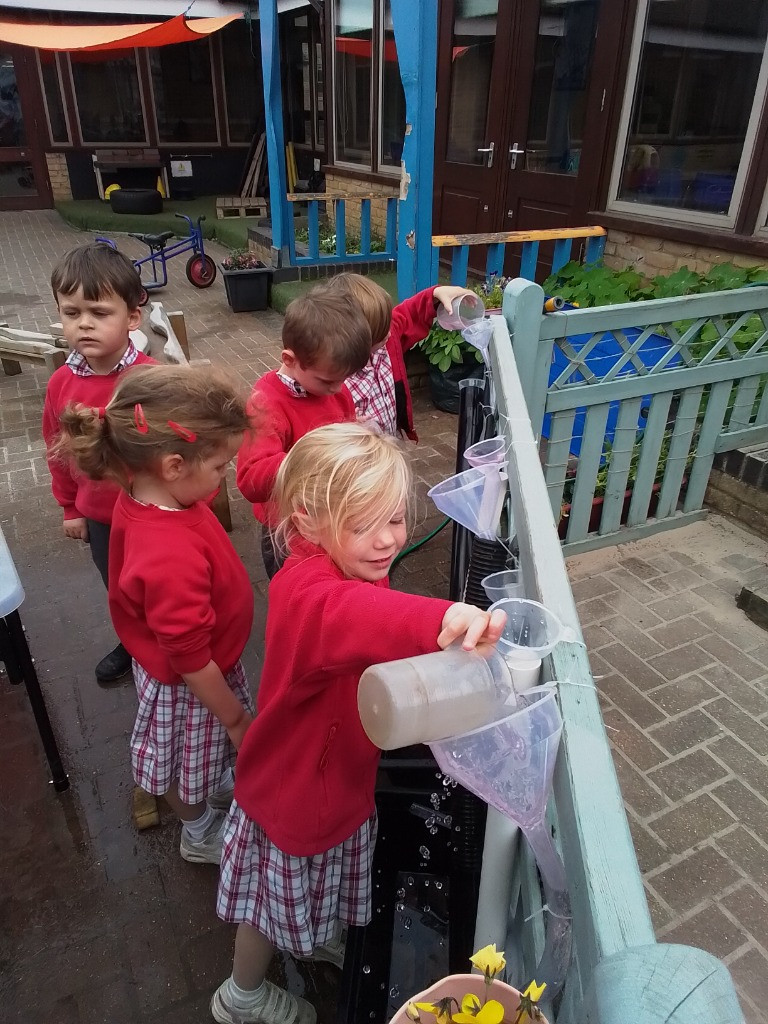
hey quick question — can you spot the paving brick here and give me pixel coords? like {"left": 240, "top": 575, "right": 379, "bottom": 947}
{"left": 714, "top": 779, "right": 768, "bottom": 846}
{"left": 658, "top": 902, "right": 749, "bottom": 960}
{"left": 620, "top": 555, "right": 659, "bottom": 581}
{"left": 649, "top": 708, "right": 724, "bottom": 756}
{"left": 597, "top": 673, "right": 667, "bottom": 729}
{"left": 705, "top": 698, "right": 768, "bottom": 757}
{"left": 570, "top": 574, "right": 619, "bottom": 602}
{"left": 709, "top": 734, "right": 768, "bottom": 792}
{"left": 700, "top": 663, "right": 767, "bottom": 717}
{"left": 647, "top": 793, "right": 736, "bottom": 854}
{"left": 627, "top": 815, "right": 670, "bottom": 873}
{"left": 612, "top": 750, "right": 670, "bottom": 817}
{"left": 650, "top": 846, "right": 742, "bottom": 912}
{"left": 600, "top": 641, "right": 669, "bottom": 692}
{"left": 647, "top": 615, "right": 710, "bottom": 649}
{"left": 648, "top": 642, "right": 714, "bottom": 681}
{"left": 646, "top": 674, "right": 719, "bottom": 715}
{"left": 716, "top": 827, "right": 768, "bottom": 890}
{"left": 601, "top": 706, "right": 669, "bottom": 771}
{"left": 720, "top": 885, "right": 768, "bottom": 951}
{"left": 602, "top": 615, "right": 665, "bottom": 659}
{"left": 696, "top": 633, "right": 766, "bottom": 682}
{"left": 648, "top": 748, "right": 730, "bottom": 801}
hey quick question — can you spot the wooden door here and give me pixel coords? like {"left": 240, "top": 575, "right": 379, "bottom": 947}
{"left": 0, "top": 47, "right": 52, "bottom": 211}
{"left": 433, "top": 0, "right": 516, "bottom": 237}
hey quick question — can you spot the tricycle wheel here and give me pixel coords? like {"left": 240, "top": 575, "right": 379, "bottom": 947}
{"left": 138, "top": 286, "right": 149, "bottom": 307}
{"left": 186, "top": 254, "right": 216, "bottom": 288}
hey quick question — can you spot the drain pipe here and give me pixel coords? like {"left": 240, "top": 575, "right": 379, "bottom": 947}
{"left": 450, "top": 377, "right": 486, "bottom": 601}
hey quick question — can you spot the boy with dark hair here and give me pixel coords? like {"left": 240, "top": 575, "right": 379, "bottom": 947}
{"left": 236, "top": 286, "right": 372, "bottom": 578}
{"left": 43, "top": 242, "right": 156, "bottom": 683}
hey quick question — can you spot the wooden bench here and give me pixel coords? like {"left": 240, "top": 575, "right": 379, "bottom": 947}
{"left": 92, "top": 148, "right": 170, "bottom": 201}
{"left": 0, "top": 325, "right": 66, "bottom": 377}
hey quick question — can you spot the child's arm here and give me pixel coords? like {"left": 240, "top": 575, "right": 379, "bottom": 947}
{"left": 389, "top": 286, "right": 477, "bottom": 355}
{"left": 42, "top": 384, "right": 86, "bottom": 538}
{"left": 437, "top": 603, "right": 507, "bottom": 650}
{"left": 182, "top": 661, "right": 253, "bottom": 750}
{"left": 235, "top": 402, "right": 290, "bottom": 506}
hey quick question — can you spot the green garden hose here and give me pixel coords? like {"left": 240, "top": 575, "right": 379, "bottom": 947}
{"left": 392, "top": 517, "right": 451, "bottom": 568}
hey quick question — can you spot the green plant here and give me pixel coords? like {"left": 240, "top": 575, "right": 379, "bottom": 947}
{"left": 418, "top": 275, "right": 512, "bottom": 369}
{"left": 294, "top": 223, "right": 387, "bottom": 254}
{"left": 220, "top": 248, "right": 265, "bottom": 271}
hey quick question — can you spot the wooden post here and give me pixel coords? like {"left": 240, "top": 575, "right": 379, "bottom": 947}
{"left": 167, "top": 311, "right": 190, "bottom": 361}
{"left": 391, "top": 0, "right": 438, "bottom": 300}
{"left": 259, "top": 0, "right": 291, "bottom": 261}
{"left": 502, "top": 278, "right": 549, "bottom": 434}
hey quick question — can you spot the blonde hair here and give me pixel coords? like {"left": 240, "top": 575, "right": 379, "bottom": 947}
{"left": 52, "top": 363, "right": 250, "bottom": 489}
{"left": 325, "top": 272, "right": 393, "bottom": 346}
{"left": 274, "top": 422, "right": 410, "bottom": 557}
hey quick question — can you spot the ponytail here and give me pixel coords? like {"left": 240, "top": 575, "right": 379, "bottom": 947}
{"left": 53, "top": 403, "right": 129, "bottom": 487}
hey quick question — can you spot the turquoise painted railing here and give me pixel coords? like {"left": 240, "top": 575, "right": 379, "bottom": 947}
{"left": 286, "top": 192, "right": 398, "bottom": 266}
{"left": 430, "top": 226, "right": 607, "bottom": 287}
{"left": 480, "top": 316, "right": 743, "bottom": 1022}
{"left": 502, "top": 278, "right": 768, "bottom": 553}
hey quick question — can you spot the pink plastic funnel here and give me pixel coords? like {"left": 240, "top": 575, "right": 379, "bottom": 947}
{"left": 464, "top": 435, "right": 506, "bottom": 468}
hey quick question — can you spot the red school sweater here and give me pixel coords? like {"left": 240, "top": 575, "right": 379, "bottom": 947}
{"left": 386, "top": 287, "right": 440, "bottom": 441}
{"left": 235, "top": 369, "right": 355, "bottom": 523}
{"left": 108, "top": 491, "right": 254, "bottom": 685}
{"left": 42, "top": 354, "right": 156, "bottom": 524}
{"left": 233, "top": 539, "right": 453, "bottom": 857}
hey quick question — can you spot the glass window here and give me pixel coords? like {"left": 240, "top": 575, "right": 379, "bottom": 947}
{"left": 315, "top": 40, "right": 325, "bottom": 148}
{"left": 38, "top": 52, "right": 69, "bottom": 145}
{"left": 70, "top": 49, "right": 145, "bottom": 144}
{"left": 221, "top": 19, "right": 263, "bottom": 144}
{"left": 379, "top": 0, "right": 406, "bottom": 168}
{"left": 445, "top": 1, "right": 498, "bottom": 165}
{"left": 284, "top": 14, "right": 313, "bottom": 146}
{"left": 0, "top": 161, "right": 38, "bottom": 198}
{"left": 615, "top": 0, "right": 768, "bottom": 217}
{"left": 149, "top": 40, "right": 218, "bottom": 143}
{"left": 334, "top": 0, "right": 373, "bottom": 166}
{"left": 0, "top": 51, "right": 26, "bottom": 147}
{"left": 524, "top": 0, "right": 601, "bottom": 175}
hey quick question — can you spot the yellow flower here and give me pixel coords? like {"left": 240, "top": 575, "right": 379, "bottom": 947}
{"left": 516, "top": 980, "right": 547, "bottom": 1024}
{"left": 469, "top": 944, "right": 507, "bottom": 980}
{"left": 413, "top": 998, "right": 454, "bottom": 1024}
{"left": 406, "top": 1004, "right": 422, "bottom": 1022}
{"left": 454, "top": 997, "right": 505, "bottom": 1023}
{"left": 522, "top": 981, "right": 546, "bottom": 1003}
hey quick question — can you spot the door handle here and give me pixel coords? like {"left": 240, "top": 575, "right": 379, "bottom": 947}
{"left": 477, "top": 142, "right": 495, "bottom": 168}
{"left": 509, "top": 144, "right": 525, "bottom": 170}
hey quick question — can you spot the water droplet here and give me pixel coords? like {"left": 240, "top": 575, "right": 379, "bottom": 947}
{"left": 425, "top": 815, "right": 435, "bottom": 829}
{"left": 389, "top": 986, "right": 400, "bottom": 999}
{"left": 396, "top": 902, "right": 405, "bottom": 912}
{"left": 424, "top": 879, "right": 430, "bottom": 887}
{"left": 443, "top": 815, "right": 453, "bottom": 827}
{"left": 407, "top": 876, "right": 414, "bottom": 886}
{"left": 454, "top": 825, "right": 461, "bottom": 832}
{"left": 430, "top": 793, "right": 440, "bottom": 809}
{"left": 451, "top": 780, "right": 458, "bottom": 787}
{"left": 396, "top": 887, "right": 405, "bottom": 899}
{"left": 423, "top": 904, "right": 431, "bottom": 913}
{"left": 404, "top": 917, "right": 411, "bottom": 929}
{"left": 419, "top": 845, "right": 430, "bottom": 858}
{"left": 435, "top": 772, "right": 442, "bottom": 780}
{"left": 435, "top": 881, "right": 443, "bottom": 890}
{"left": 363, "top": 965, "right": 371, "bottom": 974}
{"left": 370, "top": 1013, "right": 376, "bottom": 1020}
{"left": 429, "top": 826, "right": 438, "bottom": 834}
{"left": 380, "top": 983, "right": 386, "bottom": 990}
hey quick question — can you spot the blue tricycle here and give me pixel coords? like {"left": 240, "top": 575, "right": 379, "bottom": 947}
{"left": 97, "top": 213, "right": 216, "bottom": 304}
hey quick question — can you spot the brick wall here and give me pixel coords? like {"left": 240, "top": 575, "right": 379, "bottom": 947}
{"left": 45, "top": 152, "right": 71, "bottom": 202}
{"left": 325, "top": 171, "right": 398, "bottom": 241}
{"left": 604, "top": 228, "right": 767, "bottom": 275}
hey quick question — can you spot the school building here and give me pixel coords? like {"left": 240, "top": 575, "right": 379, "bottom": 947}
{"left": 1, "top": 0, "right": 767, "bottom": 276}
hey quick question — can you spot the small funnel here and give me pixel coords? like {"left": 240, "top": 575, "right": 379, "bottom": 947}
{"left": 460, "top": 318, "right": 495, "bottom": 365}
{"left": 464, "top": 435, "right": 506, "bottom": 468}
{"left": 490, "top": 598, "right": 573, "bottom": 663}
{"left": 482, "top": 569, "right": 524, "bottom": 603}
{"left": 428, "top": 466, "right": 506, "bottom": 540}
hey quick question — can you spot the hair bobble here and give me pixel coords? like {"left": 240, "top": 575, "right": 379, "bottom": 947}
{"left": 95, "top": 406, "right": 107, "bottom": 420}
{"left": 134, "top": 403, "right": 149, "bottom": 434}
{"left": 167, "top": 421, "right": 197, "bottom": 443}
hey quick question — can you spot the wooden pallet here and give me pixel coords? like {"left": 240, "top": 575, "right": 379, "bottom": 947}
{"left": 216, "top": 196, "right": 268, "bottom": 219}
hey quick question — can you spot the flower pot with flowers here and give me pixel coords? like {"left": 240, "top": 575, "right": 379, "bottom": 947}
{"left": 219, "top": 248, "right": 272, "bottom": 313}
{"left": 390, "top": 945, "right": 548, "bottom": 1024}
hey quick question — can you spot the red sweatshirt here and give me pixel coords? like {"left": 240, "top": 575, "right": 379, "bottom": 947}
{"left": 108, "top": 492, "right": 254, "bottom": 684}
{"left": 233, "top": 539, "right": 453, "bottom": 856}
{"left": 42, "top": 355, "right": 156, "bottom": 524}
{"left": 387, "top": 287, "right": 440, "bottom": 441}
{"left": 236, "top": 369, "right": 355, "bottom": 523}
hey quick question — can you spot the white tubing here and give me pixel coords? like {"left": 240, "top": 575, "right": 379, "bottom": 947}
{"left": 473, "top": 809, "right": 520, "bottom": 953}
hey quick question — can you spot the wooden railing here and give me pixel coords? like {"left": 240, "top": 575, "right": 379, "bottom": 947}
{"left": 431, "top": 225, "right": 607, "bottom": 287}
{"left": 286, "top": 192, "right": 398, "bottom": 266}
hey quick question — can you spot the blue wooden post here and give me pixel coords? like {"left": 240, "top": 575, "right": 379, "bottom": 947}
{"left": 391, "top": 0, "right": 438, "bottom": 301}
{"left": 259, "top": 0, "right": 291, "bottom": 260}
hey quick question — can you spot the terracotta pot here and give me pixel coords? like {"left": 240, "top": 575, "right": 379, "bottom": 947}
{"left": 389, "top": 973, "right": 548, "bottom": 1024}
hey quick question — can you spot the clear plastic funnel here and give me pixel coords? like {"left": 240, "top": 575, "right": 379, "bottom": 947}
{"left": 489, "top": 598, "right": 573, "bottom": 665}
{"left": 435, "top": 292, "right": 485, "bottom": 332}
{"left": 464, "top": 435, "right": 506, "bottom": 468}
{"left": 428, "top": 466, "right": 506, "bottom": 540}
{"left": 461, "top": 319, "right": 495, "bottom": 364}
{"left": 482, "top": 569, "right": 524, "bottom": 603}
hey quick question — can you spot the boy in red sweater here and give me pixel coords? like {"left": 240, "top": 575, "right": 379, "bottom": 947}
{"left": 43, "top": 242, "right": 155, "bottom": 683}
{"left": 326, "top": 273, "right": 476, "bottom": 439}
{"left": 236, "top": 286, "right": 371, "bottom": 578}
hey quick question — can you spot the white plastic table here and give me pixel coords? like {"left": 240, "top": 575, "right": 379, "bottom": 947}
{"left": 0, "top": 525, "right": 69, "bottom": 792}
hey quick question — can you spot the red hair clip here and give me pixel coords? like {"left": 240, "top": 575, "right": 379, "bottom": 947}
{"left": 134, "top": 403, "right": 149, "bottom": 434}
{"left": 167, "top": 420, "right": 197, "bottom": 443}
{"left": 95, "top": 406, "right": 107, "bottom": 420}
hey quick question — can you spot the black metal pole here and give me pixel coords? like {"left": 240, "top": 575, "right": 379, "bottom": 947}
{"left": 1, "top": 611, "right": 69, "bottom": 792}
{"left": 449, "top": 376, "right": 486, "bottom": 601}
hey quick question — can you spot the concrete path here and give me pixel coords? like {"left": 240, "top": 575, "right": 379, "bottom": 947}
{"left": 1, "top": 210, "right": 766, "bottom": 1022}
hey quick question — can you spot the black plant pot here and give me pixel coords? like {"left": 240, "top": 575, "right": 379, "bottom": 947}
{"left": 427, "top": 354, "right": 484, "bottom": 414}
{"left": 220, "top": 263, "right": 272, "bottom": 313}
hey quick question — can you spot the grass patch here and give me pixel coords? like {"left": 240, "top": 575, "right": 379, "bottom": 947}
{"left": 271, "top": 270, "right": 398, "bottom": 315}
{"left": 55, "top": 197, "right": 260, "bottom": 250}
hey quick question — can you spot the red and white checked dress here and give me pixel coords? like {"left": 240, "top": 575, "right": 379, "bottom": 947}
{"left": 216, "top": 801, "right": 377, "bottom": 956}
{"left": 130, "top": 659, "right": 254, "bottom": 804}
{"left": 345, "top": 347, "right": 398, "bottom": 436}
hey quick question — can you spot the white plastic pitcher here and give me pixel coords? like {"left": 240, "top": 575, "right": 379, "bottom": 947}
{"left": 357, "top": 645, "right": 515, "bottom": 750}
{"left": 435, "top": 292, "right": 485, "bottom": 332}
{"left": 428, "top": 465, "right": 506, "bottom": 539}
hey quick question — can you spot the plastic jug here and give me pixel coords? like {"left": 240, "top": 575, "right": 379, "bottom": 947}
{"left": 0, "top": 525, "right": 24, "bottom": 617}
{"left": 357, "top": 645, "right": 516, "bottom": 750}
{"left": 482, "top": 569, "right": 525, "bottom": 603}
{"left": 435, "top": 292, "right": 485, "bottom": 332}
{"left": 428, "top": 465, "right": 506, "bottom": 540}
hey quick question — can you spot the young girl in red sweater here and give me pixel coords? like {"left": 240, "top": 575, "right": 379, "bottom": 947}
{"left": 55, "top": 364, "right": 255, "bottom": 865}
{"left": 212, "top": 423, "right": 506, "bottom": 1024}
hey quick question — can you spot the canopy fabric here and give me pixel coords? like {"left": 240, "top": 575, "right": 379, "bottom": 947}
{"left": 0, "top": 13, "right": 240, "bottom": 52}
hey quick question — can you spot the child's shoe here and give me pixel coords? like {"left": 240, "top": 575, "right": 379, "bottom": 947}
{"left": 207, "top": 786, "right": 235, "bottom": 812}
{"left": 211, "top": 978, "right": 317, "bottom": 1024}
{"left": 179, "top": 810, "right": 226, "bottom": 864}
{"left": 95, "top": 642, "right": 132, "bottom": 684}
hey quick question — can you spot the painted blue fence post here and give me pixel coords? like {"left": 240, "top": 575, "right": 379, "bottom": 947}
{"left": 259, "top": 0, "right": 291, "bottom": 259}
{"left": 391, "top": 0, "right": 438, "bottom": 301}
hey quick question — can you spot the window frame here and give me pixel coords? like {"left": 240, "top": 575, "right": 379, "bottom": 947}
{"left": 35, "top": 50, "right": 71, "bottom": 147}
{"left": 66, "top": 47, "right": 149, "bottom": 148}
{"left": 148, "top": 38, "right": 220, "bottom": 148}
{"left": 376, "top": 0, "right": 403, "bottom": 177}
{"left": 606, "top": 0, "right": 768, "bottom": 231}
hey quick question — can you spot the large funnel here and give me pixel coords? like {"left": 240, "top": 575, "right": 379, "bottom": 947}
{"left": 428, "top": 466, "right": 506, "bottom": 540}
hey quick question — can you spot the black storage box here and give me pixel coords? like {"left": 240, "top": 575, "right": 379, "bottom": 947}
{"left": 220, "top": 264, "right": 272, "bottom": 313}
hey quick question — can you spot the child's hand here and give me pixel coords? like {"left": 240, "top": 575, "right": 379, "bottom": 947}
{"left": 433, "top": 285, "right": 477, "bottom": 315}
{"left": 63, "top": 517, "right": 89, "bottom": 541}
{"left": 438, "top": 603, "right": 507, "bottom": 651}
{"left": 227, "top": 712, "right": 253, "bottom": 751}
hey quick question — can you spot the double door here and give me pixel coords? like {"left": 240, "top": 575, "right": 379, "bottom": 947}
{"left": 0, "top": 47, "right": 52, "bottom": 211}
{"left": 433, "top": 0, "right": 624, "bottom": 265}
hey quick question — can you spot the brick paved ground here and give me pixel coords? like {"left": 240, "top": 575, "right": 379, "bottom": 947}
{"left": 1, "top": 210, "right": 767, "bottom": 1022}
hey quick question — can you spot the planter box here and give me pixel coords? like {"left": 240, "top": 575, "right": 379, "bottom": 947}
{"left": 220, "top": 263, "right": 271, "bottom": 313}
{"left": 558, "top": 482, "right": 662, "bottom": 539}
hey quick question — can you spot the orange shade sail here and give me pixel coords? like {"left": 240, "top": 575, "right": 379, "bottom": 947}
{"left": 0, "top": 13, "right": 241, "bottom": 52}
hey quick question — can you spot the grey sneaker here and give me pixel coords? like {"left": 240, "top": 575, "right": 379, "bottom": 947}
{"left": 179, "top": 810, "right": 226, "bottom": 865}
{"left": 211, "top": 979, "right": 316, "bottom": 1024}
